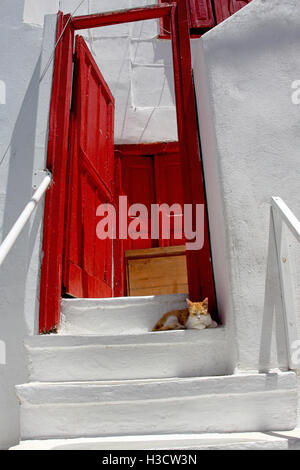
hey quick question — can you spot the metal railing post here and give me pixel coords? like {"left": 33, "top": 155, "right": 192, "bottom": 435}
{"left": 0, "top": 173, "right": 52, "bottom": 266}
{"left": 271, "top": 197, "right": 300, "bottom": 370}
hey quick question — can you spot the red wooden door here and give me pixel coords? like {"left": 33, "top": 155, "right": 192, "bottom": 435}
{"left": 120, "top": 145, "right": 185, "bottom": 249}
{"left": 154, "top": 152, "right": 185, "bottom": 247}
{"left": 231, "top": 0, "right": 250, "bottom": 14}
{"left": 113, "top": 154, "right": 125, "bottom": 296}
{"left": 214, "top": 0, "right": 251, "bottom": 24}
{"left": 159, "top": 0, "right": 252, "bottom": 36}
{"left": 189, "top": 0, "right": 214, "bottom": 28}
{"left": 63, "top": 36, "right": 115, "bottom": 298}
{"left": 121, "top": 155, "right": 156, "bottom": 251}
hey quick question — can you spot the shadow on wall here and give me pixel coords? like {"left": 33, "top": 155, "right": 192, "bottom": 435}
{"left": 5, "top": 0, "right": 26, "bottom": 24}
{"left": 0, "top": 54, "right": 43, "bottom": 448}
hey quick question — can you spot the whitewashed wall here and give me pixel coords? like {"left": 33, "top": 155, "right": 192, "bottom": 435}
{"left": 193, "top": 0, "right": 300, "bottom": 392}
{"left": 0, "top": 1, "right": 57, "bottom": 449}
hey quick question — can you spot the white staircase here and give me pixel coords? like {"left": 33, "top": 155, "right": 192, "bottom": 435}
{"left": 14, "top": 294, "right": 298, "bottom": 450}
{"left": 12, "top": 432, "right": 299, "bottom": 450}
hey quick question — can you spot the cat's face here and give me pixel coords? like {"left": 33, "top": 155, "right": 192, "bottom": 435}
{"left": 186, "top": 298, "right": 209, "bottom": 317}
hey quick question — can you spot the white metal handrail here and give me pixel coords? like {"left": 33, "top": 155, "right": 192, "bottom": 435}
{"left": 272, "top": 197, "right": 300, "bottom": 243}
{"left": 271, "top": 196, "right": 300, "bottom": 370}
{"left": 0, "top": 173, "right": 52, "bottom": 266}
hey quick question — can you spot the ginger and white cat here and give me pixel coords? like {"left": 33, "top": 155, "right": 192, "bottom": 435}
{"left": 152, "top": 298, "right": 217, "bottom": 331}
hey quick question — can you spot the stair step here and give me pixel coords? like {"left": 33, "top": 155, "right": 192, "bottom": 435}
{"left": 16, "top": 372, "right": 297, "bottom": 440}
{"left": 60, "top": 294, "right": 187, "bottom": 335}
{"left": 11, "top": 431, "right": 295, "bottom": 450}
{"left": 25, "top": 328, "right": 230, "bottom": 382}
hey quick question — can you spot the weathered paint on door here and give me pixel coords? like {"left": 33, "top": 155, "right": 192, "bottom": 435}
{"left": 63, "top": 36, "right": 115, "bottom": 298}
{"left": 188, "top": 0, "right": 214, "bottom": 28}
{"left": 121, "top": 155, "right": 156, "bottom": 251}
{"left": 159, "top": 0, "right": 252, "bottom": 37}
{"left": 214, "top": 0, "right": 251, "bottom": 23}
{"left": 154, "top": 151, "right": 185, "bottom": 247}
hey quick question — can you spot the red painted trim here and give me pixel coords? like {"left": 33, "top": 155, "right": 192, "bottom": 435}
{"left": 39, "top": 13, "right": 74, "bottom": 333}
{"left": 76, "top": 35, "right": 114, "bottom": 105}
{"left": 170, "top": 1, "right": 217, "bottom": 316}
{"left": 158, "top": 0, "right": 214, "bottom": 39}
{"left": 115, "top": 142, "right": 179, "bottom": 156}
{"left": 157, "top": 0, "right": 173, "bottom": 39}
{"left": 63, "top": 36, "right": 115, "bottom": 300}
{"left": 113, "top": 155, "right": 125, "bottom": 297}
{"left": 213, "top": 0, "right": 231, "bottom": 23}
{"left": 71, "top": 4, "right": 174, "bottom": 30}
{"left": 79, "top": 149, "right": 113, "bottom": 201}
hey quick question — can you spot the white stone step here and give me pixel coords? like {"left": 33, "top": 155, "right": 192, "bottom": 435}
{"left": 25, "top": 328, "right": 230, "bottom": 382}
{"left": 11, "top": 431, "right": 295, "bottom": 450}
{"left": 16, "top": 371, "right": 297, "bottom": 440}
{"left": 60, "top": 294, "right": 187, "bottom": 335}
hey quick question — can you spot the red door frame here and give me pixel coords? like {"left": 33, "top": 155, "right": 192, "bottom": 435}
{"left": 39, "top": 1, "right": 216, "bottom": 333}
{"left": 39, "top": 13, "right": 74, "bottom": 333}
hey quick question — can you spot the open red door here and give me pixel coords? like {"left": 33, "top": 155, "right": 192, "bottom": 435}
{"left": 40, "top": 3, "right": 217, "bottom": 332}
{"left": 119, "top": 145, "right": 186, "bottom": 251}
{"left": 214, "top": 0, "right": 251, "bottom": 23}
{"left": 63, "top": 36, "right": 115, "bottom": 298}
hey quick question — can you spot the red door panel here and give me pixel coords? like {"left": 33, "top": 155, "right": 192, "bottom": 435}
{"left": 120, "top": 148, "right": 186, "bottom": 249}
{"left": 154, "top": 153, "right": 185, "bottom": 247}
{"left": 213, "top": 0, "right": 230, "bottom": 23}
{"left": 231, "top": 0, "right": 251, "bottom": 14}
{"left": 214, "top": 0, "right": 251, "bottom": 24}
{"left": 159, "top": 0, "right": 214, "bottom": 34}
{"left": 63, "top": 36, "right": 115, "bottom": 298}
{"left": 159, "top": 1, "right": 251, "bottom": 37}
{"left": 189, "top": 0, "right": 215, "bottom": 29}
{"left": 121, "top": 155, "right": 156, "bottom": 251}
{"left": 113, "top": 154, "right": 125, "bottom": 296}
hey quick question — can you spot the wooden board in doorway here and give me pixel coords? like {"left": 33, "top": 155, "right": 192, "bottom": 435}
{"left": 125, "top": 245, "right": 188, "bottom": 297}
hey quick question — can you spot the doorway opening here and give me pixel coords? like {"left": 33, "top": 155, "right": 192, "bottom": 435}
{"left": 116, "top": 142, "right": 188, "bottom": 297}
{"left": 39, "top": 2, "right": 217, "bottom": 333}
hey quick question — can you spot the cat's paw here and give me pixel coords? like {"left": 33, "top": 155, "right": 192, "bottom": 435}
{"left": 209, "top": 321, "right": 218, "bottom": 328}
{"left": 192, "top": 324, "right": 206, "bottom": 330}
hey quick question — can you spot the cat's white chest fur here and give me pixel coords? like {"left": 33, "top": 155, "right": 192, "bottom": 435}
{"left": 186, "top": 313, "right": 217, "bottom": 330}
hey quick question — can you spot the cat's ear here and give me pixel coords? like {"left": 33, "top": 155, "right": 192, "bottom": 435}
{"left": 202, "top": 297, "right": 208, "bottom": 307}
{"left": 186, "top": 298, "right": 193, "bottom": 306}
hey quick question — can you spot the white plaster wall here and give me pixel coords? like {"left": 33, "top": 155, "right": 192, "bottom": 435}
{"left": 0, "top": 1, "right": 56, "bottom": 448}
{"left": 23, "top": 0, "right": 178, "bottom": 143}
{"left": 193, "top": 0, "right": 300, "bottom": 379}
{"left": 10, "top": 0, "right": 300, "bottom": 436}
